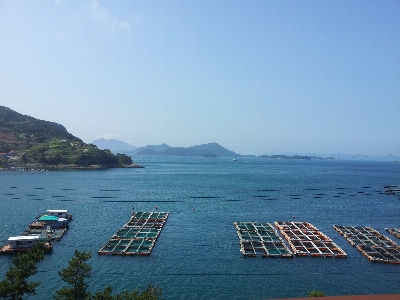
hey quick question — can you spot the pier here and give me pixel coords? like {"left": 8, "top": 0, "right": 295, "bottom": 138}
{"left": 274, "top": 221, "right": 347, "bottom": 258}
{"left": 234, "top": 222, "right": 292, "bottom": 257}
{"left": 333, "top": 225, "right": 400, "bottom": 264}
{"left": 98, "top": 211, "right": 169, "bottom": 256}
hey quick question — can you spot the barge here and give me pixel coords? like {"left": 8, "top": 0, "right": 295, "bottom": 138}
{"left": 234, "top": 222, "right": 292, "bottom": 257}
{"left": 98, "top": 211, "right": 169, "bottom": 256}
{"left": 0, "top": 209, "right": 71, "bottom": 255}
{"left": 0, "top": 236, "right": 52, "bottom": 254}
{"left": 275, "top": 221, "right": 347, "bottom": 258}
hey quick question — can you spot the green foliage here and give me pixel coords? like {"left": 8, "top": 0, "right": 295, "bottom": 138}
{"left": 308, "top": 290, "right": 325, "bottom": 297}
{"left": 116, "top": 154, "right": 133, "bottom": 166}
{"left": 54, "top": 250, "right": 92, "bottom": 300}
{"left": 0, "top": 243, "right": 45, "bottom": 300}
{"left": 0, "top": 106, "right": 81, "bottom": 146}
{"left": 91, "top": 284, "right": 163, "bottom": 300}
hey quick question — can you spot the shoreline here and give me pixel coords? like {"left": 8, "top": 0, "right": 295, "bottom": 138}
{"left": 0, "top": 163, "right": 144, "bottom": 171}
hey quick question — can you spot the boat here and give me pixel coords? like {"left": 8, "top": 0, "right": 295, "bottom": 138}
{"left": 0, "top": 235, "right": 53, "bottom": 254}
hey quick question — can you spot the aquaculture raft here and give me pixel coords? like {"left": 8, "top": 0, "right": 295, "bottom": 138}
{"left": 385, "top": 228, "right": 400, "bottom": 239}
{"left": 234, "top": 222, "right": 292, "bottom": 257}
{"left": 98, "top": 212, "right": 169, "bottom": 256}
{"left": 274, "top": 221, "right": 347, "bottom": 258}
{"left": 333, "top": 225, "right": 400, "bottom": 264}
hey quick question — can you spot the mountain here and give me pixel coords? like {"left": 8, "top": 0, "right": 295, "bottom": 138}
{"left": 91, "top": 138, "right": 137, "bottom": 153}
{"left": 0, "top": 106, "right": 140, "bottom": 169}
{"left": 0, "top": 106, "right": 82, "bottom": 151}
{"left": 133, "top": 142, "right": 240, "bottom": 157}
{"left": 133, "top": 143, "right": 172, "bottom": 155}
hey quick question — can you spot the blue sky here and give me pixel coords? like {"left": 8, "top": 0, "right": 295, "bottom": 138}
{"left": 1, "top": 0, "right": 399, "bottom": 156}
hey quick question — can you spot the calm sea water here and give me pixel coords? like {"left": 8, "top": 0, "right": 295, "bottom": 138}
{"left": 0, "top": 157, "right": 399, "bottom": 299}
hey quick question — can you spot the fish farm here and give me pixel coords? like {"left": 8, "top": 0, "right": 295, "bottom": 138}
{"left": 98, "top": 212, "right": 169, "bottom": 256}
{"left": 386, "top": 228, "right": 400, "bottom": 239}
{"left": 234, "top": 222, "right": 293, "bottom": 257}
{"left": 274, "top": 221, "right": 347, "bottom": 258}
{"left": 333, "top": 225, "right": 400, "bottom": 264}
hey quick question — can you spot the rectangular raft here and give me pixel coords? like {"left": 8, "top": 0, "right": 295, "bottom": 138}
{"left": 234, "top": 222, "right": 292, "bottom": 257}
{"left": 98, "top": 212, "right": 169, "bottom": 256}
{"left": 386, "top": 228, "right": 400, "bottom": 239}
{"left": 333, "top": 225, "right": 400, "bottom": 264}
{"left": 275, "top": 221, "right": 347, "bottom": 258}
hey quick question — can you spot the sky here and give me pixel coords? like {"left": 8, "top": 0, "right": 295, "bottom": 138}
{"left": 0, "top": 0, "right": 399, "bottom": 156}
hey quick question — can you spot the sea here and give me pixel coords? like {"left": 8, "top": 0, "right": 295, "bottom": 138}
{"left": 0, "top": 156, "right": 399, "bottom": 299}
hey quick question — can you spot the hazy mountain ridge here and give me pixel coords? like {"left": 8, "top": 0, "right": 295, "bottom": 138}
{"left": 132, "top": 142, "right": 240, "bottom": 157}
{"left": 91, "top": 138, "right": 137, "bottom": 152}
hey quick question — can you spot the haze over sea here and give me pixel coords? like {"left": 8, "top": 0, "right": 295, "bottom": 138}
{"left": 1, "top": 156, "right": 399, "bottom": 299}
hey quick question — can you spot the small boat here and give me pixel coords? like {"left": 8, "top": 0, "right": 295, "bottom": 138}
{"left": 0, "top": 235, "right": 52, "bottom": 254}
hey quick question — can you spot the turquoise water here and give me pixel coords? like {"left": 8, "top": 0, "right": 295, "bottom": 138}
{"left": 0, "top": 157, "right": 399, "bottom": 299}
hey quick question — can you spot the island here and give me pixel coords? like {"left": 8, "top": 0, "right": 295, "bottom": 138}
{"left": 0, "top": 106, "right": 143, "bottom": 170}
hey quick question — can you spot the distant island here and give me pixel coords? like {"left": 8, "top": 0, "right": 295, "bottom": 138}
{"left": 259, "top": 155, "right": 336, "bottom": 160}
{"left": 0, "top": 106, "right": 142, "bottom": 170}
{"left": 92, "top": 140, "right": 242, "bottom": 158}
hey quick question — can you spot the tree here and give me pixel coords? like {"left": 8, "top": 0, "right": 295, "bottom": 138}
{"left": 91, "top": 284, "right": 163, "bottom": 300}
{"left": 54, "top": 250, "right": 92, "bottom": 300}
{"left": 308, "top": 290, "right": 325, "bottom": 297}
{"left": 0, "top": 243, "right": 45, "bottom": 300}
{"left": 116, "top": 154, "right": 133, "bottom": 166}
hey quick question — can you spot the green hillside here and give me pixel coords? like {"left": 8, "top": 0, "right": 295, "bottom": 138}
{"left": 0, "top": 106, "right": 139, "bottom": 169}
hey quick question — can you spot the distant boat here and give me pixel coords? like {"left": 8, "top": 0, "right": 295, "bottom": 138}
{"left": 232, "top": 159, "right": 236, "bottom": 161}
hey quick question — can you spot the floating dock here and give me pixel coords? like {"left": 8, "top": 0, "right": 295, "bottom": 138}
{"left": 385, "top": 228, "right": 400, "bottom": 239}
{"left": 98, "top": 212, "right": 169, "bottom": 256}
{"left": 0, "top": 209, "right": 71, "bottom": 254}
{"left": 274, "top": 221, "right": 347, "bottom": 258}
{"left": 333, "top": 225, "right": 400, "bottom": 264}
{"left": 234, "top": 222, "right": 292, "bottom": 257}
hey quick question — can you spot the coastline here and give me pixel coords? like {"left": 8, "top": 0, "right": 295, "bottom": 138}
{"left": 0, "top": 163, "right": 144, "bottom": 171}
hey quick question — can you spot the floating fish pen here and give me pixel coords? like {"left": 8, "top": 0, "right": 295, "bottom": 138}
{"left": 274, "top": 221, "right": 347, "bottom": 258}
{"left": 385, "top": 228, "right": 400, "bottom": 239}
{"left": 333, "top": 225, "right": 400, "bottom": 264}
{"left": 234, "top": 222, "right": 292, "bottom": 257}
{"left": 98, "top": 212, "right": 169, "bottom": 256}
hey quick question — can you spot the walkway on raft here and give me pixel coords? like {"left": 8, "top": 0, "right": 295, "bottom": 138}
{"left": 275, "top": 221, "right": 347, "bottom": 258}
{"left": 234, "top": 222, "right": 292, "bottom": 257}
{"left": 333, "top": 225, "right": 400, "bottom": 264}
{"left": 98, "top": 212, "right": 169, "bottom": 256}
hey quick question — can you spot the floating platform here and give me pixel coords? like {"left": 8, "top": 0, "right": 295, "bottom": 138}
{"left": 98, "top": 212, "right": 168, "bottom": 256}
{"left": 385, "top": 228, "right": 400, "bottom": 239}
{"left": 234, "top": 222, "right": 292, "bottom": 257}
{"left": 275, "top": 221, "right": 347, "bottom": 258}
{"left": 0, "top": 209, "right": 71, "bottom": 255}
{"left": 333, "top": 225, "right": 400, "bottom": 264}
{"left": 21, "top": 227, "right": 67, "bottom": 241}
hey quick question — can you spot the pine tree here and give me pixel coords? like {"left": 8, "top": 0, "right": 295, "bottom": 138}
{"left": 54, "top": 250, "right": 92, "bottom": 300}
{"left": 0, "top": 243, "right": 45, "bottom": 300}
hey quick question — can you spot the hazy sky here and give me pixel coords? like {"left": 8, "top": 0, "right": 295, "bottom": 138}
{"left": 1, "top": 0, "right": 399, "bottom": 156}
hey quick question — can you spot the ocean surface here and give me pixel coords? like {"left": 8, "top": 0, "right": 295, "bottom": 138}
{"left": 0, "top": 157, "right": 399, "bottom": 299}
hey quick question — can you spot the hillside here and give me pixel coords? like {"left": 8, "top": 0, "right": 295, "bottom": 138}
{"left": 0, "top": 106, "right": 140, "bottom": 169}
{"left": 133, "top": 142, "right": 240, "bottom": 157}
